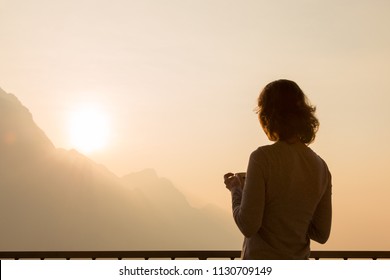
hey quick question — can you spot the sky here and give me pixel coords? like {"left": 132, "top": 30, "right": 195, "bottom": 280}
{"left": 1, "top": 0, "right": 390, "bottom": 250}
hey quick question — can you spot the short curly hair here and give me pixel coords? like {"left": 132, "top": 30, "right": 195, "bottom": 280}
{"left": 256, "top": 79, "right": 319, "bottom": 144}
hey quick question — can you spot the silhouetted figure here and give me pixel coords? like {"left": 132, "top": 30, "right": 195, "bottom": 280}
{"left": 224, "top": 79, "right": 332, "bottom": 259}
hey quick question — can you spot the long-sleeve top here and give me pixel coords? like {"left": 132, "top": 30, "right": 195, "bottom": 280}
{"left": 230, "top": 141, "right": 332, "bottom": 259}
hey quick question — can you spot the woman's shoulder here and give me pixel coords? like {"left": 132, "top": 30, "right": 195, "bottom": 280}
{"left": 250, "top": 143, "right": 279, "bottom": 160}
{"left": 252, "top": 141, "right": 287, "bottom": 155}
{"left": 252, "top": 141, "right": 325, "bottom": 163}
{"left": 303, "top": 146, "right": 332, "bottom": 176}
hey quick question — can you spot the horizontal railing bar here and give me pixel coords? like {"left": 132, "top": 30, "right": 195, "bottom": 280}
{"left": 1, "top": 251, "right": 390, "bottom": 260}
{"left": 310, "top": 251, "right": 390, "bottom": 260}
{"left": 0, "top": 251, "right": 240, "bottom": 260}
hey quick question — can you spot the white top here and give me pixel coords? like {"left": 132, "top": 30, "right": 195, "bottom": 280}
{"left": 230, "top": 141, "right": 332, "bottom": 259}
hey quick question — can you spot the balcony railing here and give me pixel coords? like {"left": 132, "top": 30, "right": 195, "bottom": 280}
{"left": 1, "top": 251, "right": 390, "bottom": 260}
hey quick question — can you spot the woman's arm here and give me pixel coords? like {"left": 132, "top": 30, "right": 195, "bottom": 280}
{"left": 230, "top": 152, "right": 266, "bottom": 238}
{"left": 308, "top": 174, "right": 332, "bottom": 244}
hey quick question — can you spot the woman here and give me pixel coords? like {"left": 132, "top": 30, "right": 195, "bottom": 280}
{"left": 224, "top": 79, "right": 332, "bottom": 259}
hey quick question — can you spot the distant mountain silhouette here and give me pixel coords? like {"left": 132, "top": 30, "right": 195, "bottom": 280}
{"left": 0, "top": 87, "right": 241, "bottom": 251}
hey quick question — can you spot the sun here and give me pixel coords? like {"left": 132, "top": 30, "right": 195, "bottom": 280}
{"left": 68, "top": 105, "right": 110, "bottom": 154}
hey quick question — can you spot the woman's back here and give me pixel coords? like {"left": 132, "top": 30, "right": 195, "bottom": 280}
{"left": 241, "top": 141, "right": 331, "bottom": 259}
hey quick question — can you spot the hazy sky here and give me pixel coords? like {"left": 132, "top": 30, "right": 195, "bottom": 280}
{"left": 1, "top": 0, "right": 390, "bottom": 250}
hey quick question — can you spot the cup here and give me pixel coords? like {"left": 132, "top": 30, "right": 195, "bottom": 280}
{"left": 235, "top": 172, "right": 246, "bottom": 188}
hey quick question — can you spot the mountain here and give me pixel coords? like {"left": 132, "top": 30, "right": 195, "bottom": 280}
{"left": 0, "top": 87, "right": 241, "bottom": 251}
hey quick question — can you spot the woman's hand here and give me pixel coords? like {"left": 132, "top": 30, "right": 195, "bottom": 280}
{"left": 224, "top": 172, "right": 244, "bottom": 191}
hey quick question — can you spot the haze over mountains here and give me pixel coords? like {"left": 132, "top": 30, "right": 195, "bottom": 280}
{"left": 0, "top": 87, "right": 241, "bottom": 251}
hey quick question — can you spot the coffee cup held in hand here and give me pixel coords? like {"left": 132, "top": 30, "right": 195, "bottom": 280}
{"left": 235, "top": 172, "right": 246, "bottom": 188}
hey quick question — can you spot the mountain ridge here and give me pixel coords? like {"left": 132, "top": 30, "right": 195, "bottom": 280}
{"left": 0, "top": 87, "right": 241, "bottom": 251}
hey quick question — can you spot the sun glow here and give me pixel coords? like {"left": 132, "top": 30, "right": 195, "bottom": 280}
{"left": 68, "top": 105, "right": 110, "bottom": 154}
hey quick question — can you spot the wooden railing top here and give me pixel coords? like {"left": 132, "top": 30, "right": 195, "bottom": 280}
{"left": 1, "top": 251, "right": 390, "bottom": 260}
